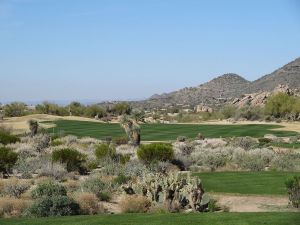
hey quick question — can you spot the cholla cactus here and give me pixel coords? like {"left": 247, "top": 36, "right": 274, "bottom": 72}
{"left": 124, "top": 171, "right": 207, "bottom": 212}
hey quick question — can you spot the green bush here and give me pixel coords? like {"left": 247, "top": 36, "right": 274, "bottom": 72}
{"left": 81, "top": 176, "right": 107, "bottom": 195}
{"left": 28, "top": 195, "right": 80, "bottom": 217}
{"left": 95, "top": 144, "right": 116, "bottom": 160}
{"left": 0, "top": 147, "right": 18, "bottom": 176}
{"left": 29, "top": 182, "right": 79, "bottom": 217}
{"left": 112, "top": 136, "right": 129, "bottom": 145}
{"left": 0, "top": 131, "right": 19, "bottom": 145}
{"left": 285, "top": 176, "right": 300, "bottom": 208}
{"left": 31, "top": 182, "right": 67, "bottom": 199}
{"left": 137, "top": 143, "right": 174, "bottom": 164}
{"left": 52, "top": 148, "right": 87, "bottom": 174}
{"left": 3, "top": 102, "right": 27, "bottom": 117}
{"left": 112, "top": 173, "right": 131, "bottom": 186}
{"left": 265, "top": 93, "right": 300, "bottom": 120}
{"left": 50, "top": 139, "right": 64, "bottom": 146}
{"left": 96, "top": 191, "right": 111, "bottom": 202}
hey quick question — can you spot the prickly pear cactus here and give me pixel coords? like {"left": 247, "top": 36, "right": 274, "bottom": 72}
{"left": 123, "top": 171, "right": 207, "bottom": 212}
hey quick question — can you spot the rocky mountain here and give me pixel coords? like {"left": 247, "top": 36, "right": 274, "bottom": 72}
{"left": 249, "top": 57, "right": 300, "bottom": 92}
{"left": 134, "top": 57, "right": 300, "bottom": 109}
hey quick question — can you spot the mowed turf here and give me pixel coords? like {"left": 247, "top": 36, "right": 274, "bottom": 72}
{"left": 1, "top": 213, "right": 300, "bottom": 225}
{"left": 44, "top": 120, "right": 298, "bottom": 141}
{"left": 194, "top": 171, "right": 300, "bottom": 195}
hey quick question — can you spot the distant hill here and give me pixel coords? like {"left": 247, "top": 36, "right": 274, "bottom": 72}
{"left": 132, "top": 57, "right": 300, "bottom": 109}
{"left": 250, "top": 57, "right": 300, "bottom": 92}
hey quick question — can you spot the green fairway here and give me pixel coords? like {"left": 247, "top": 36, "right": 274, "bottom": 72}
{"left": 1, "top": 213, "right": 300, "bottom": 225}
{"left": 195, "top": 171, "right": 300, "bottom": 195}
{"left": 44, "top": 120, "right": 298, "bottom": 141}
{"left": 270, "top": 142, "right": 300, "bottom": 149}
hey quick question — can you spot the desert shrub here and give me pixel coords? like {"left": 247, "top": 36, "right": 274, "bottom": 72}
{"left": 177, "top": 136, "right": 186, "bottom": 142}
{"left": 99, "top": 159, "right": 125, "bottom": 176}
{"left": 51, "top": 139, "right": 64, "bottom": 146}
{"left": 0, "top": 147, "right": 18, "bottom": 176}
{"left": 124, "top": 160, "right": 149, "bottom": 177}
{"left": 31, "top": 182, "right": 67, "bottom": 199}
{"left": 191, "top": 147, "right": 229, "bottom": 171}
{"left": 112, "top": 136, "right": 129, "bottom": 145}
{"left": 270, "top": 154, "right": 298, "bottom": 171}
{"left": 74, "top": 192, "right": 104, "bottom": 215}
{"left": 86, "top": 160, "right": 98, "bottom": 170}
{"left": 60, "top": 135, "right": 78, "bottom": 145}
{"left": 137, "top": 143, "right": 174, "bottom": 164}
{"left": 265, "top": 93, "right": 300, "bottom": 120}
{"left": 208, "top": 198, "right": 220, "bottom": 212}
{"left": 63, "top": 180, "right": 80, "bottom": 193}
{"left": 220, "top": 105, "right": 237, "bottom": 119}
{"left": 2, "top": 179, "right": 31, "bottom": 198}
{"left": 28, "top": 182, "right": 79, "bottom": 217}
{"left": 97, "top": 191, "right": 111, "bottom": 202}
{"left": 52, "top": 148, "right": 87, "bottom": 174}
{"left": 0, "top": 131, "right": 19, "bottom": 145}
{"left": 31, "top": 134, "right": 50, "bottom": 152}
{"left": 230, "top": 136, "right": 257, "bottom": 150}
{"left": 196, "top": 133, "right": 205, "bottom": 140}
{"left": 3, "top": 102, "right": 26, "bottom": 117}
{"left": 177, "top": 143, "right": 194, "bottom": 156}
{"left": 239, "top": 154, "right": 265, "bottom": 171}
{"left": 0, "top": 197, "right": 31, "bottom": 218}
{"left": 95, "top": 144, "right": 116, "bottom": 160}
{"left": 81, "top": 175, "right": 107, "bottom": 196}
{"left": 236, "top": 106, "right": 264, "bottom": 121}
{"left": 258, "top": 138, "right": 271, "bottom": 145}
{"left": 112, "top": 173, "right": 131, "bottom": 186}
{"left": 120, "top": 195, "right": 151, "bottom": 213}
{"left": 37, "top": 162, "right": 67, "bottom": 181}
{"left": 285, "top": 176, "right": 300, "bottom": 208}
{"left": 28, "top": 195, "right": 79, "bottom": 217}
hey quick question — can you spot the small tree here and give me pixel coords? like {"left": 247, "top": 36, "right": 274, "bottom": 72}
{"left": 0, "top": 147, "right": 18, "bottom": 177}
{"left": 28, "top": 119, "right": 39, "bottom": 136}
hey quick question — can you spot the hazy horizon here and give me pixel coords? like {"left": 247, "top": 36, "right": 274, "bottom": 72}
{"left": 1, "top": 0, "right": 300, "bottom": 103}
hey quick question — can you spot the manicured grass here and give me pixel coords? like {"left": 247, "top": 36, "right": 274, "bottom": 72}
{"left": 44, "top": 120, "right": 298, "bottom": 141}
{"left": 194, "top": 171, "right": 300, "bottom": 195}
{"left": 1, "top": 213, "right": 300, "bottom": 225}
{"left": 270, "top": 142, "right": 300, "bottom": 149}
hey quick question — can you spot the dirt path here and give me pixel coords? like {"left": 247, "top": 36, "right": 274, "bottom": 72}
{"left": 212, "top": 194, "right": 297, "bottom": 212}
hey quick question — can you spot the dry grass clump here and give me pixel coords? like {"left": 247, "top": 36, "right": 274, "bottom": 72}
{"left": 0, "top": 197, "right": 31, "bottom": 218}
{"left": 74, "top": 192, "right": 105, "bottom": 215}
{"left": 120, "top": 195, "right": 151, "bottom": 213}
{"left": 1, "top": 178, "right": 31, "bottom": 198}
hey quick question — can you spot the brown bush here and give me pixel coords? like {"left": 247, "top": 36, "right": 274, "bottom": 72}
{"left": 74, "top": 192, "right": 105, "bottom": 215}
{"left": 0, "top": 197, "right": 31, "bottom": 218}
{"left": 120, "top": 195, "right": 151, "bottom": 213}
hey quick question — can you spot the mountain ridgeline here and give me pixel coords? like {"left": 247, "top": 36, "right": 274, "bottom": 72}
{"left": 133, "top": 57, "right": 300, "bottom": 109}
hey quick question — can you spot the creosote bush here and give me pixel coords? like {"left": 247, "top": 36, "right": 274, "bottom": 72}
{"left": 0, "top": 131, "right": 19, "bottom": 145}
{"left": 28, "top": 182, "right": 79, "bottom": 217}
{"left": 137, "top": 143, "right": 174, "bottom": 164}
{"left": 95, "top": 144, "right": 116, "bottom": 160}
{"left": 52, "top": 148, "right": 87, "bottom": 174}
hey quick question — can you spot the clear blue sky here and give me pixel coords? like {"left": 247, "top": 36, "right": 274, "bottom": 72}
{"left": 1, "top": 0, "right": 300, "bottom": 103}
